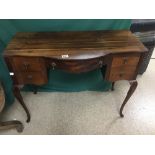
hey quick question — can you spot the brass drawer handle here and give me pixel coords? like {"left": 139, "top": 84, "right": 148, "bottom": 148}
{"left": 123, "top": 57, "right": 128, "bottom": 64}
{"left": 51, "top": 62, "right": 56, "bottom": 70}
{"left": 23, "top": 62, "right": 30, "bottom": 70}
{"left": 99, "top": 60, "right": 103, "bottom": 68}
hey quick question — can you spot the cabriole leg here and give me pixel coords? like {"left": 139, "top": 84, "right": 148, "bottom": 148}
{"left": 120, "top": 80, "right": 138, "bottom": 117}
{"left": 13, "top": 86, "right": 31, "bottom": 123}
{"left": 33, "top": 85, "right": 38, "bottom": 94}
{"left": 111, "top": 82, "right": 115, "bottom": 91}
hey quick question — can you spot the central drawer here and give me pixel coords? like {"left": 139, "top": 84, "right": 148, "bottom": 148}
{"left": 48, "top": 58, "right": 105, "bottom": 73}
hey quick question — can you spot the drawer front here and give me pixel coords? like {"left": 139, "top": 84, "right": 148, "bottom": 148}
{"left": 112, "top": 56, "right": 140, "bottom": 67}
{"left": 108, "top": 66, "right": 137, "bottom": 81}
{"left": 49, "top": 58, "right": 104, "bottom": 73}
{"left": 109, "top": 72, "right": 134, "bottom": 81}
{"left": 106, "top": 54, "right": 141, "bottom": 82}
{"left": 15, "top": 71, "right": 48, "bottom": 85}
{"left": 12, "top": 57, "right": 46, "bottom": 72}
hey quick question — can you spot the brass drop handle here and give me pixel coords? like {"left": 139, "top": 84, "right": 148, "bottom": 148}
{"left": 99, "top": 60, "right": 103, "bottom": 68}
{"left": 23, "top": 62, "right": 30, "bottom": 70}
{"left": 123, "top": 57, "right": 128, "bottom": 64}
{"left": 51, "top": 62, "right": 56, "bottom": 70}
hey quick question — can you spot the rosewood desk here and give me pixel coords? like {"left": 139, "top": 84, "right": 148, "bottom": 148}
{"left": 3, "top": 30, "right": 148, "bottom": 123}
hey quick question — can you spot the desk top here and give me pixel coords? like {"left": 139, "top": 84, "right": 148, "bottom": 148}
{"left": 4, "top": 30, "right": 147, "bottom": 60}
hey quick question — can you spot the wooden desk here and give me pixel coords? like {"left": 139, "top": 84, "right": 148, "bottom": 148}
{"left": 3, "top": 30, "right": 147, "bottom": 123}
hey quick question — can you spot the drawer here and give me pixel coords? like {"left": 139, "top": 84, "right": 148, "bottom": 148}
{"left": 112, "top": 56, "right": 140, "bottom": 67}
{"left": 108, "top": 66, "right": 137, "bottom": 81}
{"left": 12, "top": 57, "right": 46, "bottom": 72}
{"left": 15, "top": 71, "right": 48, "bottom": 85}
{"left": 49, "top": 58, "right": 104, "bottom": 73}
{"left": 109, "top": 72, "right": 135, "bottom": 81}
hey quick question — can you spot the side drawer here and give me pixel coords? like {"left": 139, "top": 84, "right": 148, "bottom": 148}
{"left": 11, "top": 57, "right": 46, "bottom": 72}
{"left": 108, "top": 66, "right": 137, "bottom": 81}
{"left": 105, "top": 54, "right": 141, "bottom": 82}
{"left": 15, "top": 71, "right": 48, "bottom": 85}
{"left": 112, "top": 55, "right": 140, "bottom": 67}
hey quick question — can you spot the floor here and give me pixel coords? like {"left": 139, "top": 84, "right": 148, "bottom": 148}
{"left": 1, "top": 52, "right": 155, "bottom": 135}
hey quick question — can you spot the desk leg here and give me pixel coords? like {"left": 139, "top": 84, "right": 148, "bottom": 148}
{"left": 111, "top": 82, "right": 115, "bottom": 91}
{"left": 13, "top": 86, "right": 31, "bottom": 123}
{"left": 33, "top": 85, "right": 38, "bottom": 94}
{"left": 120, "top": 80, "right": 138, "bottom": 117}
{"left": 0, "top": 120, "right": 24, "bottom": 133}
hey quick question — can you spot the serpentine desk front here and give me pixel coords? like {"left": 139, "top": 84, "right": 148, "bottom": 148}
{"left": 4, "top": 30, "right": 147, "bottom": 123}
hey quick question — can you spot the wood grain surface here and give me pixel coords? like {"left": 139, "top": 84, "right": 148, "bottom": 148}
{"left": 4, "top": 30, "right": 147, "bottom": 60}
